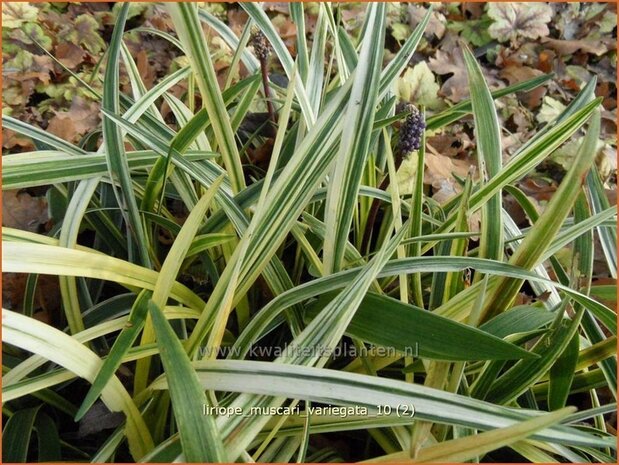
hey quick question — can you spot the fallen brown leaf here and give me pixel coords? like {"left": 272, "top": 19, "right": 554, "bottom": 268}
{"left": 136, "top": 50, "right": 156, "bottom": 89}
{"left": 500, "top": 65, "right": 544, "bottom": 86}
{"left": 47, "top": 113, "right": 77, "bottom": 141}
{"left": 408, "top": 3, "right": 446, "bottom": 39}
{"left": 227, "top": 9, "right": 248, "bottom": 36}
{"left": 54, "top": 42, "right": 85, "bottom": 69}
{"left": 424, "top": 152, "right": 475, "bottom": 188}
{"left": 541, "top": 37, "right": 615, "bottom": 56}
{"left": 428, "top": 47, "right": 469, "bottom": 102}
{"left": 2, "top": 272, "right": 61, "bottom": 318}
{"left": 47, "top": 96, "right": 100, "bottom": 142}
{"left": 2, "top": 128, "right": 34, "bottom": 151}
{"left": 3, "top": 190, "right": 49, "bottom": 232}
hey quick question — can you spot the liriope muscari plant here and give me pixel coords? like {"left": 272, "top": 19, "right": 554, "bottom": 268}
{"left": 2, "top": 2, "right": 616, "bottom": 463}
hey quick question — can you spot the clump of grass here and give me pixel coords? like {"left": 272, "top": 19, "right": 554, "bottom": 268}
{"left": 2, "top": 3, "right": 616, "bottom": 463}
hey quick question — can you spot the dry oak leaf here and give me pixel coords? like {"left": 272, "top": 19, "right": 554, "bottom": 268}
{"left": 136, "top": 50, "right": 157, "bottom": 89}
{"left": 499, "top": 65, "right": 547, "bottom": 109}
{"left": 428, "top": 48, "right": 470, "bottom": 102}
{"left": 47, "top": 96, "right": 101, "bottom": 142}
{"left": 487, "top": 3, "right": 552, "bottom": 43}
{"left": 54, "top": 42, "right": 86, "bottom": 70}
{"left": 2, "top": 190, "right": 49, "bottom": 232}
{"left": 540, "top": 37, "right": 615, "bottom": 57}
{"left": 227, "top": 9, "right": 249, "bottom": 36}
{"left": 46, "top": 114, "right": 77, "bottom": 142}
{"left": 395, "top": 151, "right": 474, "bottom": 196}
{"left": 424, "top": 152, "right": 474, "bottom": 189}
{"left": 408, "top": 4, "right": 446, "bottom": 39}
{"left": 2, "top": 128, "right": 34, "bottom": 150}
{"left": 271, "top": 15, "right": 297, "bottom": 54}
{"left": 499, "top": 65, "right": 544, "bottom": 87}
{"left": 2, "top": 273, "right": 61, "bottom": 316}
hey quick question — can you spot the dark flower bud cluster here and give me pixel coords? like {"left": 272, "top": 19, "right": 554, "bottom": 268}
{"left": 397, "top": 104, "right": 425, "bottom": 154}
{"left": 251, "top": 29, "right": 270, "bottom": 61}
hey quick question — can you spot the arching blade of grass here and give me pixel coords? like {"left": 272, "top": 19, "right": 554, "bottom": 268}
{"left": 303, "top": 291, "right": 535, "bottom": 361}
{"left": 3, "top": 309, "right": 154, "bottom": 459}
{"left": 230, "top": 255, "right": 614, "bottom": 361}
{"left": 3, "top": 406, "right": 39, "bottom": 462}
{"left": 290, "top": 3, "right": 309, "bottom": 82}
{"left": 586, "top": 168, "right": 617, "bottom": 278}
{"left": 75, "top": 290, "right": 151, "bottom": 421}
{"left": 132, "top": 412, "right": 429, "bottom": 462}
{"left": 148, "top": 301, "right": 227, "bottom": 462}
{"left": 2, "top": 405, "right": 61, "bottom": 462}
{"left": 186, "top": 233, "right": 235, "bottom": 257}
{"left": 148, "top": 360, "right": 614, "bottom": 450}
{"left": 463, "top": 45, "right": 503, "bottom": 263}
{"left": 57, "top": 179, "right": 99, "bottom": 335}
{"left": 410, "top": 407, "right": 576, "bottom": 463}
{"left": 2, "top": 150, "right": 216, "bottom": 190}
{"left": 305, "top": 5, "right": 328, "bottom": 113}
{"left": 33, "top": 410, "right": 61, "bottom": 461}
{"left": 7, "top": 227, "right": 613, "bottom": 336}
{"left": 101, "top": 3, "right": 150, "bottom": 267}
{"left": 2, "top": 240, "right": 205, "bottom": 311}
{"left": 4, "top": 342, "right": 163, "bottom": 402}
{"left": 514, "top": 204, "right": 616, "bottom": 263}
{"left": 167, "top": 3, "right": 245, "bottom": 194}
{"left": 548, "top": 333, "right": 580, "bottom": 410}
{"left": 4, "top": 312, "right": 152, "bottom": 388}
{"left": 323, "top": 2, "right": 385, "bottom": 274}
{"left": 479, "top": 110, "right": 601, "bottom": 322}
{"left": 2, "top": 115, "right": 86, "bottom": 156}
{"left": 486, "top": 307, "right": 585, "bottom": 404}
{"left": 479, "top": 305, "right": 555, "bottom": 339}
